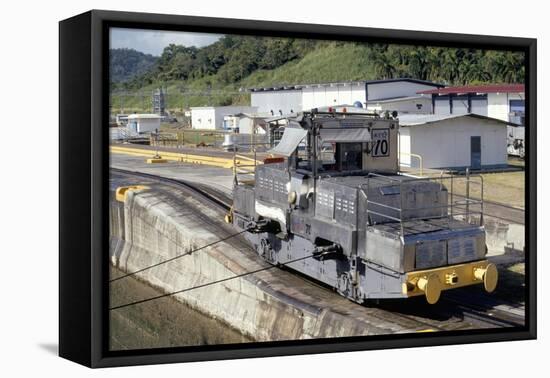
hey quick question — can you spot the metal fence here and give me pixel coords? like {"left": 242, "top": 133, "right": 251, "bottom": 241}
{"left": 149, "top": 130, "right": 269, "bottom": 151}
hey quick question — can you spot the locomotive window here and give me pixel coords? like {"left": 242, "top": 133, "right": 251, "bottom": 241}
{"left": 320, "top": 142, "right": 336, "bottom": 170}
{"left": 319, "top": 142, "right": 363, "bottom": 172}
{"left": 339, "top": 143, "right": 363, "bottom": 171}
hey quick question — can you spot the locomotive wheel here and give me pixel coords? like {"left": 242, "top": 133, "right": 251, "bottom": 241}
{"left": 337, "top": 273, "right": 352, "bottom": 298}
{"left": 259, "top": 238, "right": 269, "bottom": 257}
{"left": 259, "top": 238, "right": 276, "bottom": 263}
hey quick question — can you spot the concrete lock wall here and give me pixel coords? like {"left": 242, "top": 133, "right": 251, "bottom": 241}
{"left": 484, "top": 218, "right": 525, "bottom": 256}
{"left": 109, "top": 187, "right": 412, "bottom": 341}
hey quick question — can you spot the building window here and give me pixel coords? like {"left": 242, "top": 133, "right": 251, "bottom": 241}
{"left": 509, "top": 99, "right": 525, "bottom": 125}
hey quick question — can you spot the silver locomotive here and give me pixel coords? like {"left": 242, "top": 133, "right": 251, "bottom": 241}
{"left": 228, "top": 109, "right": 497, "bottom": 304}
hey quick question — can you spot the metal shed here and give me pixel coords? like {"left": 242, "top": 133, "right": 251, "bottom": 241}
{"left": 126, "top": 114, "right": 161, "bottom": 134}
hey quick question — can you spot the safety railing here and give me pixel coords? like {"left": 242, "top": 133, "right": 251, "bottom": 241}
{"left": 360, "top": 171, "right": 484, "bottom": 237}
{"left": 232, "top": 141, "right": 274, "bottom": 186}
{"left": 110, "top": 126, "right": 140, "bottom": 143}
{"left": 150, "top": 132, "right": 181, "bottom": 147}
{"left": 399, "top": 152, "right": 424, "bottom": 177}
{"left": 149, "top": 130, "right": 226, "bottom": 148}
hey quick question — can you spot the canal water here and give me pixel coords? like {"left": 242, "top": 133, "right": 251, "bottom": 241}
{"left": 109, "top": 267, "right": 253, "bottom": 351}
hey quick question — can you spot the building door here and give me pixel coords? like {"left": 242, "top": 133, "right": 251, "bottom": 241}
{"left": 470, "top": 136, "right": 481, "bottom": 169}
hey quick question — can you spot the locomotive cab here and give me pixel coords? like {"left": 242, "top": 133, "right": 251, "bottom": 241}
{"left": 230, "top": 109, "right": 497, "bottom": 305}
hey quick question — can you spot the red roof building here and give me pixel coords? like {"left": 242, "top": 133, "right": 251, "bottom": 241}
{"left": 415, "top": 83, "right": 525, "bottom": 127}
{"left": 418, "top": 83, "right": 524, "bottom": 95}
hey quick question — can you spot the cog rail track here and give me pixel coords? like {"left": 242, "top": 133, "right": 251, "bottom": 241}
{"left": 110, "top": 167, "right": 525, "bottom": 331}
{"left": 110, "top": 167, "right": 232, "bottom": 212}
{"left": 442, "top": 292, "right": 525, "bottom": 328}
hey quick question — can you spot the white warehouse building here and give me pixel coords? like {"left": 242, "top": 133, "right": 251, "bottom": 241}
{"left": 417, "top": 84, "right": 526, "bottom": 157}
{"left": 250, "top": 78, "right": 444, "bottom": 115}
{"left": 191, "top": 106, "right": 258, "bottom": 130}
{"left": 398, "top": 114, "right": 511, "bottom": 170}
{"left": 223, "top": 113, "right": 268, "bottom": 134}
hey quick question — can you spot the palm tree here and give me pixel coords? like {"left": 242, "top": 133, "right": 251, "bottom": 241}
{"left": 440, "top": 49, "right": 461, "bottom": 84}
{"left": 407, "top": 47, "right": 430, "bottom": 80}
{"left": 371, "top": 51, "right": 396, "bottom": 79}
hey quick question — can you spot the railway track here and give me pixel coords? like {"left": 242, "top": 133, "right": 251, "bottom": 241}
{"left": 110, "top": 167, "right": 525, "bottom": 331}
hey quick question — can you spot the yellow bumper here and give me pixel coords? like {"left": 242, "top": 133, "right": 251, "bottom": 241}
{"left": 403, "top": 260, "right": 498, "bottom": 304}
{"left": 115, "top": 185, "right": 149, "bottom": 203}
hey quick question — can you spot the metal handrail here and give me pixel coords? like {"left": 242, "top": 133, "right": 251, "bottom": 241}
{"left": 399, "top": 152, "right": 424, "bottom": 176}
{"left": 364, "top": 198, "right": 482, "bottom": 213}
{"left": 361, "top": 172, "right": 484, "bottom": 237}
{"left": 231, "top": 140, "right": 275, "bottom": 186}
{"left": 231, "top": 142, "right": 272, "bottom": 146}
{"left": 366, "top": 200, "right": 481, "bottom": 213}
{"left": 364, "top": 172, "right": 402, "bottom": 182}
{"left": 366, "top": 209, "right": 483, "bottom": 226}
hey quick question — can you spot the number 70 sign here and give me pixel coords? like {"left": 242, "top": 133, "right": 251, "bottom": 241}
{"left": 371, "top": 128, "right": 390, "bottom": 157}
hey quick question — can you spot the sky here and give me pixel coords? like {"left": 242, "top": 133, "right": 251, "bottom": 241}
{"left": 110, "top": 28, "right": 222, "bottom": 56}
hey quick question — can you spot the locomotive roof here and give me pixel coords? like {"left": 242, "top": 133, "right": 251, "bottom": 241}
{"left": 320, "top": 174, "right": 407, "bottom": 188}
{"left": 320, "top": 174, "right": 443, "bottom": 190}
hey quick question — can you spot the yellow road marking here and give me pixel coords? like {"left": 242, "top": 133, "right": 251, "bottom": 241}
{"left": 110, "top": 145, "right": 262, "bottom": 170}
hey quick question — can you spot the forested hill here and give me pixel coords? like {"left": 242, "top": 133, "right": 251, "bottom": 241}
{"left": 110, "top": 36, "right": 525, "bottom": 111}
{"left": 110, "top": 48, "right": 158, "bottom": 83}
{"left": 112, "top": 36, "right": 318, "bottom": 88}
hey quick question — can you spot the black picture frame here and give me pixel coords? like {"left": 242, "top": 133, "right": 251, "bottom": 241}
{"left": 59, "top": 9, "right": 537, "bottom": 368}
